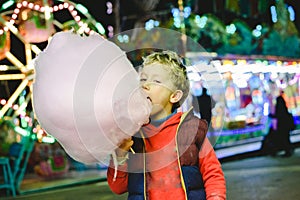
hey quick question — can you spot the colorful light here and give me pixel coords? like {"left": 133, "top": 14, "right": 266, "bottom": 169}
{"left": 1, "top": 0, "right": 14, "bottom": 10}
{"left": 0, "top": 1, "right": 106, "bottom": 36}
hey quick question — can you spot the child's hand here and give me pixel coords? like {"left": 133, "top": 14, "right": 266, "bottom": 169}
{"left": 116, "top": 137, "right": 134, "bottom": 157}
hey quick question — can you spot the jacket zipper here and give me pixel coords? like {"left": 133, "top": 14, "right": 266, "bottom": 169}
{"left": 175, "top": 108, "right": 193, "bottom": 200}
{"left": 139, "top": 130, "right": 147, "bottom": 200}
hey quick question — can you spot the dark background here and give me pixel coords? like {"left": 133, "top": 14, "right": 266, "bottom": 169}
{"left": 1, "top": 0, "right": 300, "bottom": 33}
{"left": 1, "top": 0, "right": 300, "bottom": 99}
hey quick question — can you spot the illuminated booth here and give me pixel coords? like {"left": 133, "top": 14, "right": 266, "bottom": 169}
{"left": 186, "top": 53, "right": 300, "bottom": 148}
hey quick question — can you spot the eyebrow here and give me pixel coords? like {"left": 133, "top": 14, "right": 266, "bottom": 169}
{"left": 140, "top": 73, "right": 162, "bottom": 79}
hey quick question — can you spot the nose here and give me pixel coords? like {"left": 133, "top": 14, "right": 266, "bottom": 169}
{"left": 141, "top": 82, "right": 150, "bottom": 90}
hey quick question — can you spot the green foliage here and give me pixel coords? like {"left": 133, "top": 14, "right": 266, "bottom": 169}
{"left": 218, "top": 20, "right": 258, "bottom": 55}
{"left": 262, "top": 30, "right": 300, "bottom": 58}
{"left": 184, "top": 13, "right": 227, "bottom": 52}
{"left": 198, "top": 14, "right": 227, "bottom": 50}
{"left": 0, "top": 32, "right": 7, "bottom": 48}
{"left": 172, "top": 12, "right": 300, "bottom": 58}
{"left": 184, "top": 14, "right": 202, "bottom": 42}
{"left": 150, "top": 2, "right": 300, "bottom": 58}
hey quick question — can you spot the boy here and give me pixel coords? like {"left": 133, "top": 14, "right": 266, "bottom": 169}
{"left": 107, "top": 50, "right": 226, "bottom": 200}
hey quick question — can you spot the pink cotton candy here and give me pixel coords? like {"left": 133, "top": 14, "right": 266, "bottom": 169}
{"left": 32, "top": 31, "right": 151, "bottom": 164}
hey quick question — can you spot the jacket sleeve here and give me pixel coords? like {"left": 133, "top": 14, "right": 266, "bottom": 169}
{"left": 106, "top": 159, "right": 129, "bottom": 194}
{"left": 199, "top": 137, "right": 227, "bottom": 200}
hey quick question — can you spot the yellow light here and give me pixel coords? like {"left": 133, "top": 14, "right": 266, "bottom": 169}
{"left": 21, "top": 10, "right": 28, "bottom": 20}
{"left": 42, "top": 136, "right": 56, "bottom": 144}
{"left": 0, "top": 16, "right": 18, "bottom": 34}
{"left": 277, "top": 61, "right": 282, "bottom": 66}
{"left": 25, "top": 43, "right": 32, "bottom": 64}
{"left": 0, "top": 74, "right": 26, "bottom": 80}
{"left": 31, "top": 45, "right": 42, "bottom": 55}
{"left": 5, "top": 52, "right": 25, "bottom": 69}
{"left": 0, "top": 65, "right": 8, "bottom": 71}
{"left": 78, "top": 23, "right": 88, "bottom": 34}
{"left": 223, "top": 60, "right": 234, "bottom": 66}
{"left": 0, "top": 79, "right": 28, "bottom": 118}
{"left": 44, "top": 6, "right": 51, "bottom": 20}
{"left": 237, "top": 59, "right": 247, "bottom": 65}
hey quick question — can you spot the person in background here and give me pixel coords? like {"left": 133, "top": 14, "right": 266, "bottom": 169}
{"left": 106, "top": 50, "right": 226, "bottom": 200}
{"left": 192, "top": 87, "right": 215, "bottom": 127}
{"left": 273, "top": 90, "right": 295, "bottom": 157}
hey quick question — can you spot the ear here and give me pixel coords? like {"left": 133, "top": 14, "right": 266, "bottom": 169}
{"left": 170, "top": 90, "right": 183, "bottom": 104}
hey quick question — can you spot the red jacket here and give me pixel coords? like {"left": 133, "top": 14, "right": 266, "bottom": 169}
{"left": 107, "top": 110, "right": 226, "bottom": 199}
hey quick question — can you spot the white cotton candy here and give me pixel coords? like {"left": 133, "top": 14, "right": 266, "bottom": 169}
{"left": 32, "top": 31, "right": 151, "bottom": 164}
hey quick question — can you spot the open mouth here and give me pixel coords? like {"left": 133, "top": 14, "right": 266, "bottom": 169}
{"left": 147, "top": 96, "right": 152, "bottom": 103}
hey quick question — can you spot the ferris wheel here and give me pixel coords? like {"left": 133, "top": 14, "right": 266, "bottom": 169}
{"left": 0, "top": 0, "right": 106, "bottom": 142}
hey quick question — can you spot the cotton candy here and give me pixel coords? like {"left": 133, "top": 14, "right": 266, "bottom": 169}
{"left": 32, "top": 31, "right": 151, "bottom": 164}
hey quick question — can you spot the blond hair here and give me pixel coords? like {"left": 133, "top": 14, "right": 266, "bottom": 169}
{"left": 142, "top": 50, "right": 190, "bottom": 109}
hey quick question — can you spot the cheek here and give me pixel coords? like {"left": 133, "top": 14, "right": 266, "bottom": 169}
{"left": 151, "top": 104, "right": 164, "bottom": 114}
{"left": 150, "top": 89, "right": 171, "bottom": 104}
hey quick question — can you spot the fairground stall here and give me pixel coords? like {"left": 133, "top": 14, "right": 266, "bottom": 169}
{"left": 186, "top": 53, "right": 300, "bottom": 150}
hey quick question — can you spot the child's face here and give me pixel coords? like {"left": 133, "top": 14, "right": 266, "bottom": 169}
{"left": 140, "top": 63, "right": 176, "bottom": 120}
